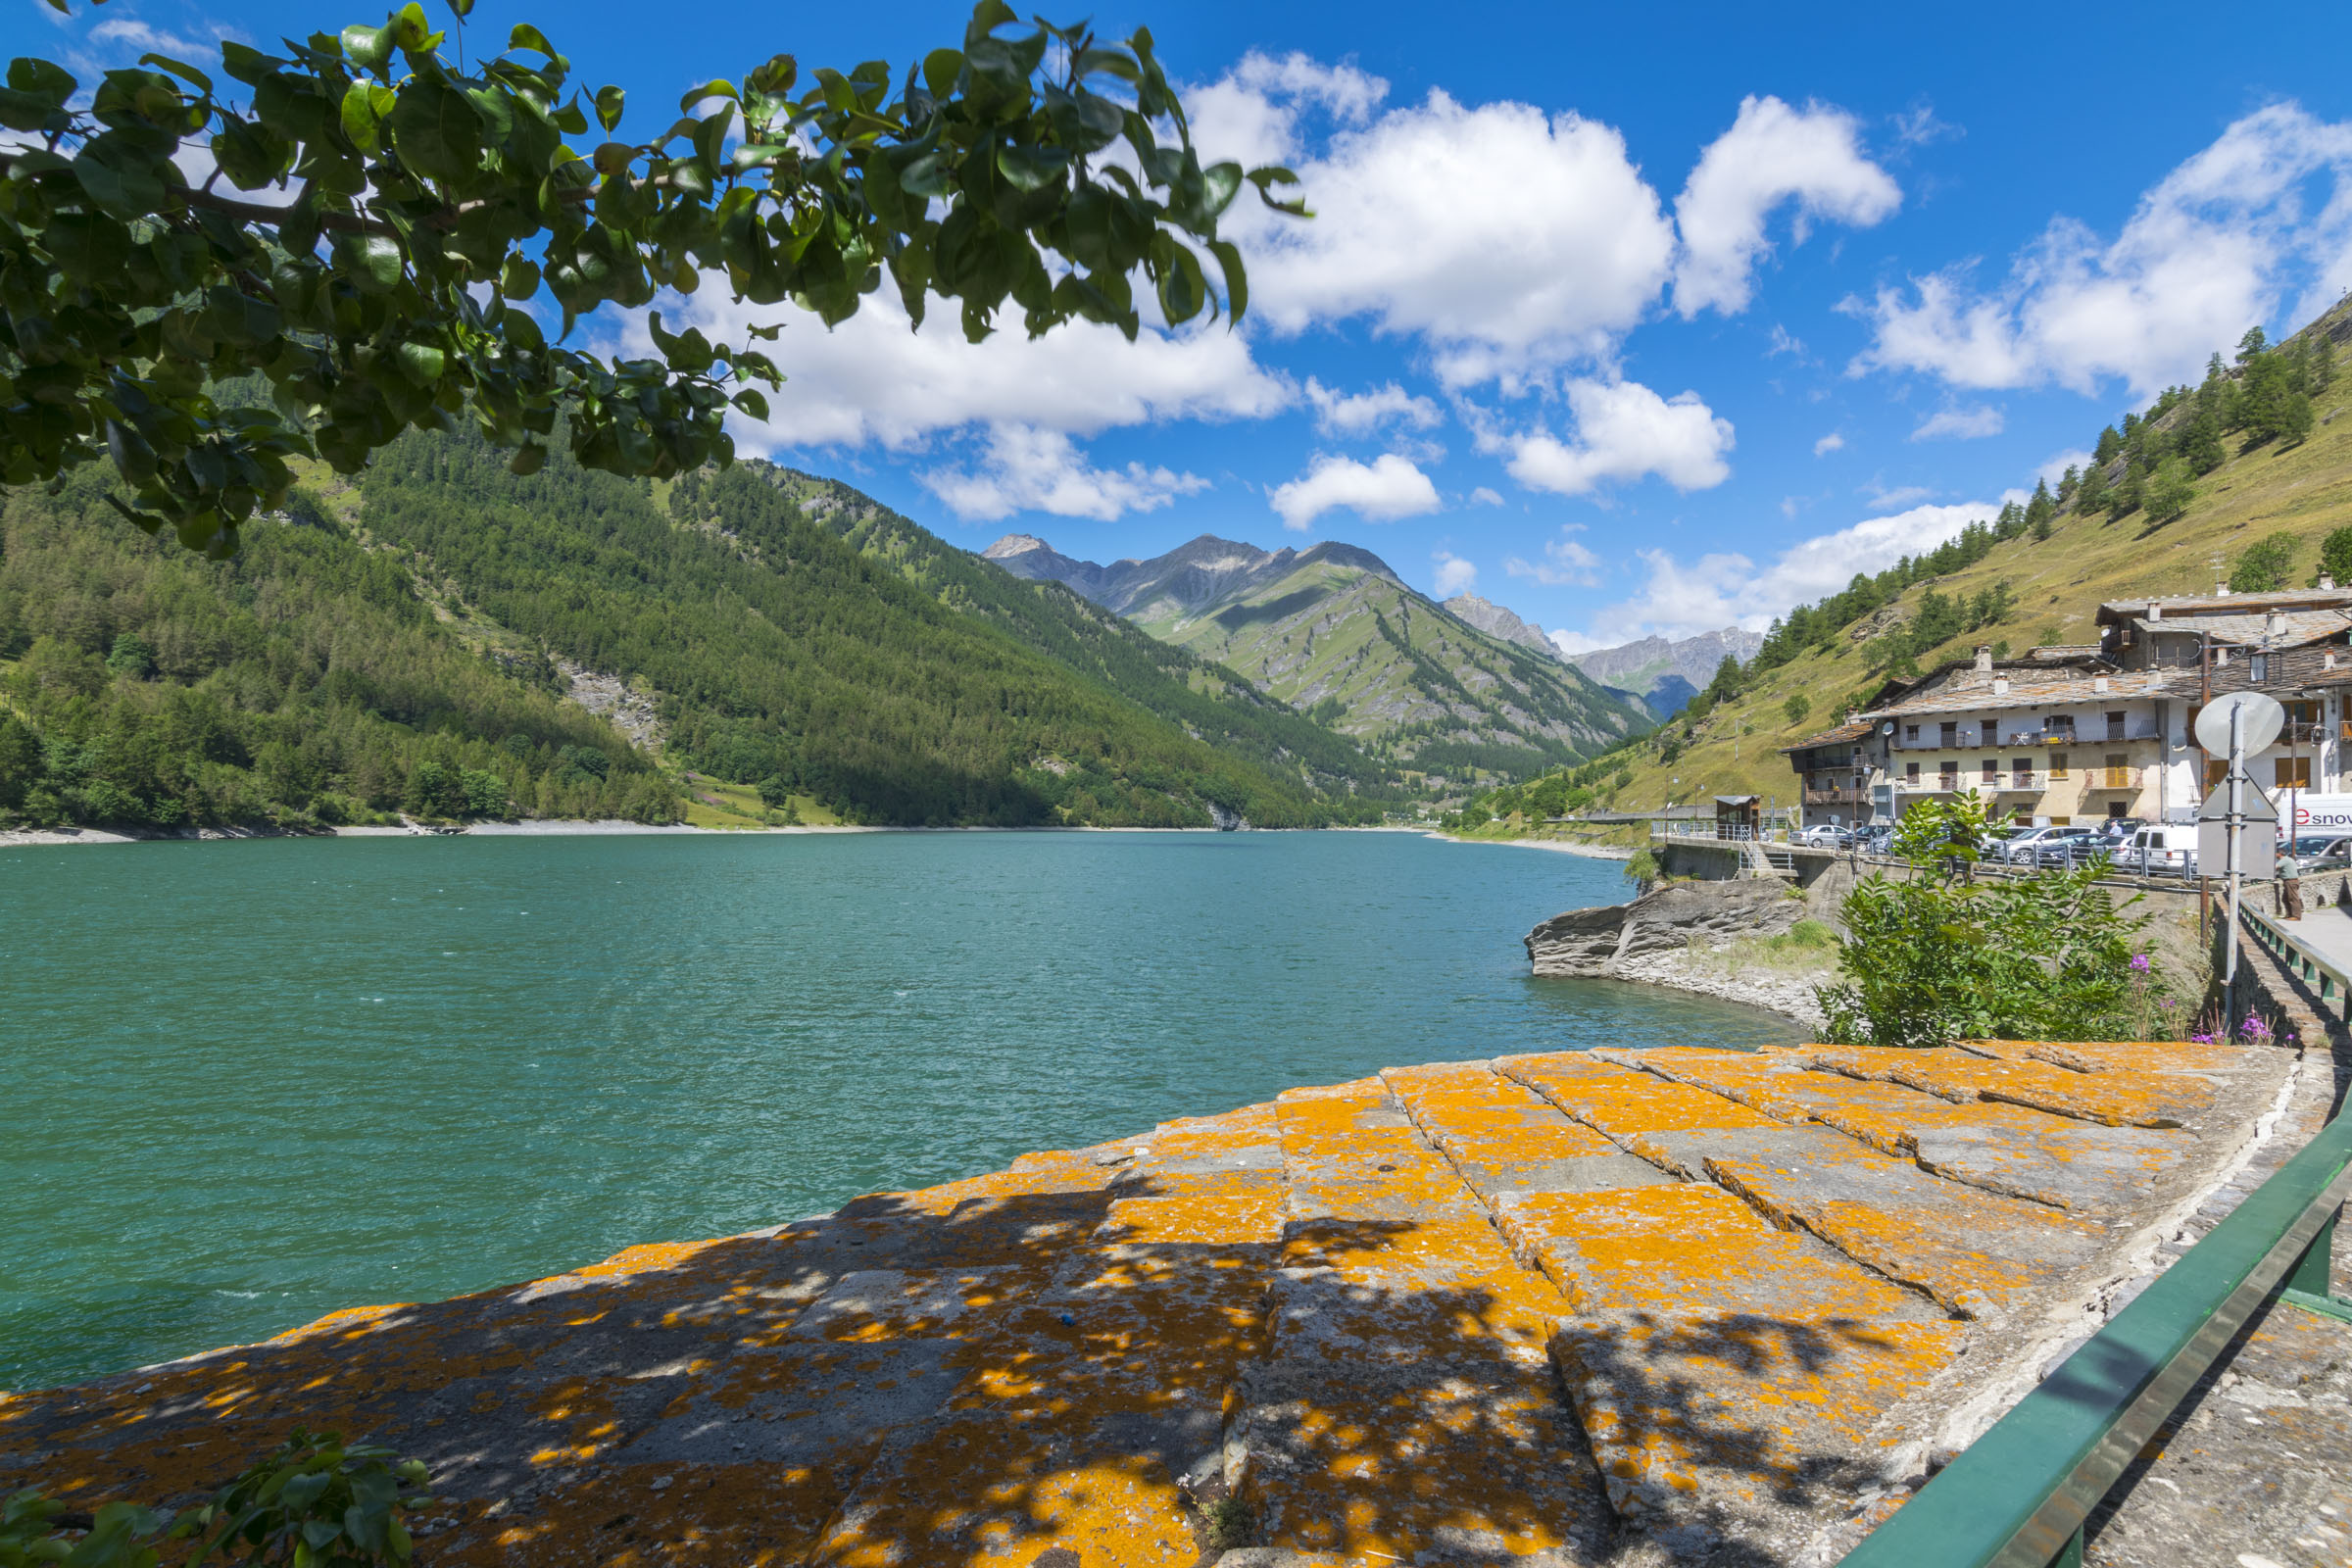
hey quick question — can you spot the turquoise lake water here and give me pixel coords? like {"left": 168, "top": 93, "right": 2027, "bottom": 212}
{"left": 0, "top": 829, "right": 1797, "bottom": 1391}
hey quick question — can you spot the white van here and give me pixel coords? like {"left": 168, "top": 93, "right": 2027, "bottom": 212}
{"left": 2116, "top": 824, "right": 2197, "bottom": 875}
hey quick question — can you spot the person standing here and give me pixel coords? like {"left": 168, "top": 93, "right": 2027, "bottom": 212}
{"left": 2279, "top": 843, "right": 2305, "bottom": 921}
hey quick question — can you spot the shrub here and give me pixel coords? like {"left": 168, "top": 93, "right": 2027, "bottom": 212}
{"left": 1623, "top": 848, "right": 1660, "bottom": 890}
{"left": 1783, "top": 693, "right": 1812, "bottom": 727}
{"left": 1816, "top": 793, "right": 2155, "bottom": 1047}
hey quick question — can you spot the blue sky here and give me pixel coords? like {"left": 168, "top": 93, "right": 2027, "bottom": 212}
{"left": 22, "top": 1, "right": 2352, "bottom": 652}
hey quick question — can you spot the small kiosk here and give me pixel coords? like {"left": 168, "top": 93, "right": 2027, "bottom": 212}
{"left": 1714, "top": 795, "right": 1762, "bottom": 842}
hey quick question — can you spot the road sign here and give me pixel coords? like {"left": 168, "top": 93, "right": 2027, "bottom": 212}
{"left": 2198, "top": 820, "right": 2276, "bottom": 879}
{"left": 2195, "top": 779, "right": 2278, "bottom": 821}
{"left": 2197, "top": 773, "right": 2278, "bottom": 879}
{"left": 2193, "top": 690, "right": 2285, "bottom": 756}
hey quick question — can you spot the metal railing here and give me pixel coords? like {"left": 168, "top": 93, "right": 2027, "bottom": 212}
{"left": 1838, "top": 1105, "right": 2352, "bottom": 1567}
{"left": 2241, "top": 905, "right": 2352, "bottom": 1020}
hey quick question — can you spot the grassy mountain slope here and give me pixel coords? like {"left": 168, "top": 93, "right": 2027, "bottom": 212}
{"left": 990, "top": 532, "right": 1645, "bottom": 777}
{"left": 1587, "top": 302, "right": 2352, "bottom": 815}
{"left": 354, "top": 431, "right": 1378, "bottom": 827}
{"left": 1132, "top": 552, "right": 1646, "bottom": 777}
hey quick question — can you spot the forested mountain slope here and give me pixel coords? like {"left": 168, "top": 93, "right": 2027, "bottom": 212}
{"left": 989, "top": 533, "right": 1646, "bottom": 780}
{"left": 353, "top": 431, "right": 1381, "bottom": 827}
{"left": 1569, "top": 298, "right": 2352, "bottom": 814}
{"left": 0, "top": 468, "right": 675, "bottom": 830}
{"left": 1, "top": 434, "right": 1402, "bottom": 831}
{"left": 743, "top": 468, "right": 1399, "bottom": 802}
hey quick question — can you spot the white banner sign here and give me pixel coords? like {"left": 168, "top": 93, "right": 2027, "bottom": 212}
{"left": 2287, "top": 793, "right": 2352, "bottom": 833}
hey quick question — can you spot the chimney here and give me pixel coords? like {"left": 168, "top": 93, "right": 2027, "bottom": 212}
{"left": 2093, "top": 676, "right": 2110, "bottom": 693}
{"left": 1992, "top": 677, "right": 2010, "bottom": 695}
{"left": 1844, "top": 710, "right": 1857, "bottom": 725}
{"left": 2323, "top": 573, "right": 2338, "bottom": 591}
{"left": 1973, "top": 645, "right": 1993, "bottom": 672}
{"left": 2147, "top": 602, "right": 2163, "bottom": 621}
{"left": 2267, "top": 608, "right": 2290, "bottom": 641}
{"left": 2218, "top": 581, "right": 2232, "bottom": 596}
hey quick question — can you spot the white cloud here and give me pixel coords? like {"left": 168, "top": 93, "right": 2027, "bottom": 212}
{"left": 1911, "top": 405, "right": 2004, "bottom": 440}
{"left": 625, "top": 286, "right": 1291, "bottom": 452}
{"left": 1433, "top": 551, "right": 1479, "bottom": 596}
{"left": 1673, "top": 96, "right": 1901, "bottom": 318}
{"left": 1556, "top": 499, "right": 1998, "bottom": 645}
{"left": 1849, "top": 103, "right": 2352, "bottom": 396}
{"left": 919, "top": 425, "right": 1207, "bottom": 522}
{"left": 1863, "top": 481, "right": 1936, "bottom": 510}
{"left": 1504, "top": 527, "right": 1603, "bottom": 588}
{"left": 1201, "top": 59, "right": 1677, "bottom": 384}
{"left": 1813, "top": 431, "right": 1845, "bottom": 456}
{"left": 1303, "top": 377, "right": 1442, "bottom": 436}
{"left": 1503, "top": 379, "right": 1735, "bottom": 497}
{"left": 1269, "top": 453, "right": 1442, "bottom": 530}
{"left": 1470, "top": 486, "right": 1505, "bottom": 507}
{"left": 1768, "top": 324, "right": 1808, "bottom": 359}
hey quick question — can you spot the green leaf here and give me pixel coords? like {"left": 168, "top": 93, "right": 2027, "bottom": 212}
{"left": 396, "top": 341, "right": 447, "bottom": 385}
{"left": 730, "top": 387, "right": 768, "bottom": 420}
{"left": 339, "top": 24, "right": 393, "bottom": 72}
{"left": 339, "top": 82, "right": 394, "bottom": 151}
{"left": 506, "top": 24, "right": 561, "bottom": 61}
{"left": 594, "top": 84, "right": 625, "bottom": 133}
{"left": 7, "top": 56, "right": 75, "bottom": 109}
{"left": 444, "top": 0, "right": 475, "bottom": 18}
{"left": 500, "top": 255, "right": 540, "bottom": 299}
{"left": 331, "top": 232, "right": 405, "bottom": 293}
{"left": 218, "top": 42, "right": 277, "bottom": 85}
{"left": 678, "top": 79, "right": 737, "bottom": 112}
{"left": 995, "top": 141, "right": 1066, "bottom": 193}
{"left": 137, "top": 53, "right": 214, "bottom": 94}
{"left": 508, "top": 441, "right": 546, "bottom": 474}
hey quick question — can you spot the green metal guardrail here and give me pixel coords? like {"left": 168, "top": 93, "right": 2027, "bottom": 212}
{"left": 1836, "top": 1106, "right": 2352, "bottom": 1568}
{"left": 2242, "top": 904, "right": 2352, "bottom": 1020}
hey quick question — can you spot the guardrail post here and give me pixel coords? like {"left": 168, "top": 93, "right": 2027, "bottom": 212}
{"left": 2049, "top": 1526, "right": 2083, "bottom": 1568}
{"left": 2286, "top": 1209, "right": 2335, "bottom": 1298}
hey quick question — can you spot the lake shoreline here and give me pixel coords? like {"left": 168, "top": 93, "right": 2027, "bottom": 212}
{"left": 1, "top": 820, "right": 1442, "bottom": 849}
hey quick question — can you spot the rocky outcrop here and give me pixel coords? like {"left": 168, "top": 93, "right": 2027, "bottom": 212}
{"left": 1525, "top": 877, "right": 1803, "bottom": 976}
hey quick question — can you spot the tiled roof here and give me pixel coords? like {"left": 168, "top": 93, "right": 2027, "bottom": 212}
{"left": 2097, "top": 587, "right": 2352, "bottom": 623}
{"left": 2131, "top": 610, "right": 2352, "bottom": 648}
{"left": 2205, "top": 641, "right": 2352, "bottom": 694}
{"left": 1862, "top": 665, "right": 2175, "bottom": 718}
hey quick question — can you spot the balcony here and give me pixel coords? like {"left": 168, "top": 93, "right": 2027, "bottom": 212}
{"left": 1803, "top": 785, "right": 1870, "bottom": 806}
{"left": 2083, "top": 766, "right": 2143, "bottom": 790}
{"left": 1886, "top": 724, "right": 2167, "bottom": 751}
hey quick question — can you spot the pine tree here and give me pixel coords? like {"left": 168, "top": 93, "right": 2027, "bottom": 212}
{"left": 2023, "top": 478, "right": 2055, "bottom": 540}
{"left": 2279, "top": 390, "right": 2316, "bottom": 446}
{"left": 2075, "top": 461, "right": 2110, "bottom": 514}
{"left": 2144, "top": 455, "right": 2196, "bottom": 523}
{"left": 2180, "top": 408, "right": 2227, "bottom": 474}
{"left": 2239, "top": 324, "right": 2270, "bottom": 363}
{"left": 2093, "top": 424, "right": 2123, "bottom": 465}
{"left": 2057, "top": 464, "right": 2081, "bottom": 503}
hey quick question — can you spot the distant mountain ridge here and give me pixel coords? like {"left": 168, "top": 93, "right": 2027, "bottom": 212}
{"left": 985, "top": 533, "right": 1401, "bottom": 620}
{"left": 1567, "top": 627, "right": 1763, "bottom": 716}
{"left": 985, "top": 533, "right": 1644, "bottom": 776}
{"left": 1442, "top": 594, "right": 1559, "bottom": 659}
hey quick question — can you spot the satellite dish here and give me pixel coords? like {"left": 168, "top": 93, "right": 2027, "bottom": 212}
{"left": 2194, "top": 690, "right": 2286, "bottom": 756}
{"left": 1881, "top": 721, "right": 1895, "bottom": 735}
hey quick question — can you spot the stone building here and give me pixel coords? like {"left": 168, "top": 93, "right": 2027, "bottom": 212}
{"left": 1781, "top": 583, "right": 2352, "bottom": 828}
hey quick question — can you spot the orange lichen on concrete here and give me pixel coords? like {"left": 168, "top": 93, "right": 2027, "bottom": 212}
{"left": 1801, "top": 1045, "right": 2213, "bottom": 1127}
{"left": 3, "top": 1042, "right": 2275, "bottom": 1567}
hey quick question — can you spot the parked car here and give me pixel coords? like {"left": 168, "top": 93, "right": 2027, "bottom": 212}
{"left": 2284, "top": 834, "right": 2352, "bottom": 872}
{"left": 2114, "top": 824, "right": 2198, "bottom": 876}
{"left": 1795, "top": 822, "right": 1848, "bottom": 847}
{"left": 2029, "top": 828, "right": 2110, "bottom": 869}
{"left": 1998, "top": 826, "right": 2088, "bottom": 864}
